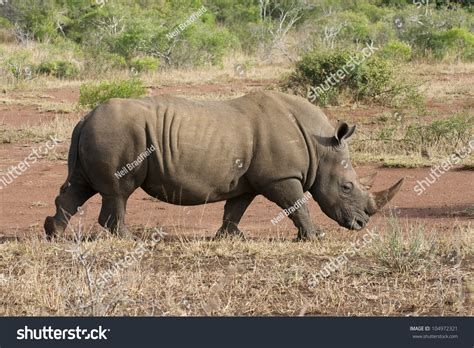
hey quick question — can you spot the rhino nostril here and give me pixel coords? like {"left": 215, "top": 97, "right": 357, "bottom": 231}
{"left": 355, "top": 218, "right": 365, "bottom": 228}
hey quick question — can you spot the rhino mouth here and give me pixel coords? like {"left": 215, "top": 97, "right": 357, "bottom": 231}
{"left": 346, "top": 214, "right": 369, "bottom": 231}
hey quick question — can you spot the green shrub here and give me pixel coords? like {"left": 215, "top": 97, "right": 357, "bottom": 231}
{"left": 332, "top": 11, "right": 371, "bottom": 44}
{"left": 83, "top": 51, "right": 128, "bottom": 75}
{"left": 167, "top": 23, "right": 238, "bottom": 68}
{"left": 431, "top": 28, "right": 474, "bottom": 61}
{"left": 352, "top": 3, "right": 391, "bottom": 22}
{"left": 0, "top": 17, "right": 13, "bottom": 29}
{"left": 11, "top": 1, "right": 59, "bottom": 41}
{"left": 36, "top": 60, "right": 79, "bottom": 79}
{"left": 378, "top": 40, "right": 412, "bottom": 62}
{"left": 352, "top": 56, "right": 394, "bottom": 100}
{"left": 285, "top": 49, "right": 396, "bottom": 105}
{"left": 78, "top": 79, "right": 146, "bottom": 109}
{"left": 285, "top": 50, "right": 349, "bottom": 105}
{"left": 405, "top": 112, "right": 474, "bottom": 146}
{"left": 413, "top": 27, "right": 474, "bottom": 61}
{"left": 110, "top": 24, "right": 151, "bottom": 60}
{"left": 130, "top": 56, "right": 160, "bottom": 73}
{"left": 3, "top": 51, "right": 34, "bottom": 81}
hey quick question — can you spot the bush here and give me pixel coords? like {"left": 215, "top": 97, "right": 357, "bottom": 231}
{"left": 285, "top": 50, "right": 349, "bottom": 105}
{"left": 412, "top": 27, "right": 474, "bottom": 61}
{"left": 405, "top": 112, "right": 474, "bottom": 146}
{"left": 352, "top": 56, "right": 394, "bottom": 100}
{"left": 36, "top": 60, "right": 79, "bottom": 79}
{"left": 285, "top": 49, "right": 395, "bottom": 105}
{"left": 3, "top": 51, "right": 34, "bottom": 81}
{"left": 78, "top": 78, "right": 146, "bottom": 109}
{"left": 378, "top": 40, "right": 412, "bottom": 62}
{"left": 83, "top": 51, "right": 128, "bottom": 75}
{"left": 175, "top": 25, "right": 237, "bottom": 67}
{"left": 430, "top": 28, "right": 474, "bottom": 61}
{"left": 352, "top": 3, "right": 391, "bottom": 22}
{"left": 130, "top": 56, "right": 160, "bottom": 73}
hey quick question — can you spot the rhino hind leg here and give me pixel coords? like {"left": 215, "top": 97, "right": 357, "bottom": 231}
{"left": 215, "top": 193, "right": 256, "bottom": 239}
{"left": 98, "top": 195, "right": 135, "bottom": 239}
{"left": 262, "top": 179, "right": 325, "bottom": 241}
{"left": 44, "top": 180, "right": 96, "bottom": 239}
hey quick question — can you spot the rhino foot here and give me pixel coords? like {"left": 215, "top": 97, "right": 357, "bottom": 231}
{"left": 44, "top": 216, "right": 66, "bottom": 240}
{"left": 214, "top": 225, "right": 246, "bottom": 240}
{"left": 115, "top": 226, "right": 137, "bottom": 241}
{"left": 296, "top": 229, "right": 325, "bottom": 242}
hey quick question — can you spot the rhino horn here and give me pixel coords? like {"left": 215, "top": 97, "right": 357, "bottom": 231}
{"left": 370, "top": 177, "right": 405, "bottom": 212}
{"left": 359, "top": 172, "right": 377, "bottom": 190}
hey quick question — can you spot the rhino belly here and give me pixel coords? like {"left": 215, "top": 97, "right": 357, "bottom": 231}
{"left": 140, "top": 138, "right": 253, "bottom": 205}
{"left": 140, "top": 169, "right": 251, "bottom": 205}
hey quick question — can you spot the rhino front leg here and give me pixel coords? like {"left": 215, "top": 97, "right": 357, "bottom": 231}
{"left": 263, "top": 179, "right": 324, "bottom": 241}
{"left": 98, "top": 195, "right": 135, "bottom": 239}
{"left": 215, "top": 193, "right": 256, "bottom": 239}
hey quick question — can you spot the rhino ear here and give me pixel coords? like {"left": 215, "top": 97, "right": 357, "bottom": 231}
{"left": 335, "top": 121, "right": 356, "bottom": 144}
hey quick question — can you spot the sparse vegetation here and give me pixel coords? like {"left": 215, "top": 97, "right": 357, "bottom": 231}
{"left": 351, "top": 111, "right": 474, "bottom": 167}
{"left": 378, "top": 40, "right": 412, "bottom": 62}
{"left": 0, "top": 222, "right": 471, "bottom": 316}
{"left": 78, "top": 78, "right": 146, "bottom": 108}
{"left": 35, "top": 60, "right": 79, "bottom": 79}
{"left": 1, "top": 114, "right": 80, "bottom": 144}
{"left": 405, "top": 111, "right": 474, "bottom": 148}
{"left": 372, "top": 219, "right": 435, "bottom": 273}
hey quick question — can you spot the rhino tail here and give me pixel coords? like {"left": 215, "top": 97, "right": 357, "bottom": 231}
{"left": 60, "top": 119, "right": 85, "bottom": 193}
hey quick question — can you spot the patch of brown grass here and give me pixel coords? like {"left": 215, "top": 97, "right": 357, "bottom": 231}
{"left": 0, "top": 113, "right": 81, "bottom": 144}
{"left": 0, "top": 222, "right": 471, "bottom": 316}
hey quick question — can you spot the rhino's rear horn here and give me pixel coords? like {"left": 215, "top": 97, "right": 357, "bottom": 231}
{"left": 371, "top": 177, "right": 405, "bottom": 211}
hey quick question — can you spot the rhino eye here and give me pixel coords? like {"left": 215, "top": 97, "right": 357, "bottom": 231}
{"left": 341, "top": 182, "right": 353, "bottom": 194}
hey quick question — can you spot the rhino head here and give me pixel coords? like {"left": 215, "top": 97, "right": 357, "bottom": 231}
{"left": 311, "top": 121, "right": 404, "bottom": 230}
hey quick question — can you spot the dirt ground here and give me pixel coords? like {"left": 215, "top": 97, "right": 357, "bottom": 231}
{"left": 0, "top": 82, "right": 472, "bottom": 240}
{"left": 0, "top": 77, "right": 472, "bottom": 317}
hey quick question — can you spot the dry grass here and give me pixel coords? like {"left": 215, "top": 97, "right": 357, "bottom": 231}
{"left": 0, "top": 113, "right": 81, "bottom": 144}
{"left": 411, "top": 62, "right": 474, "bottom": 101}
{"left": 0, "top": 96, "right": 76, "bottom": 114}
{"left": 0, "top": 221, "right": 471, "bottom": 316}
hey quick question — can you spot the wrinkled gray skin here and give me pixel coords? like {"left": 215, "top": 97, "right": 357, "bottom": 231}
{"left": 44, "top": 91, "right": 403, "bottom": 240}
